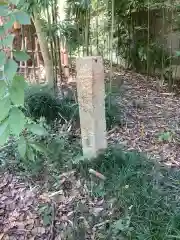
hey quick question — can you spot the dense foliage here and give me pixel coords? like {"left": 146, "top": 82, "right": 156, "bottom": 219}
{"left": 0, "top": 2, "right": 50, "bottom": 163}
{"left": 62, "top": 0, "right": 180, "bottom": 85}
{"left": 24, "top": 84, "right": 79, "bottom": 124}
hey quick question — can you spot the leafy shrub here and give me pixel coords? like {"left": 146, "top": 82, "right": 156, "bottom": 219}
{"left": 24, "top": 84, "right": 79, "bottom": 124}
{"left": 24, "top": 84, "right": 59, "bottom": 123}
{"left": 75, "top": 146, "right": 180, "bottom": 239}
{"left": 0, "top": 128, "right": 81, "bottom": 180}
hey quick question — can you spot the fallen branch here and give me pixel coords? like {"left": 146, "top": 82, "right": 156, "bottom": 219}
{"left": 93, "top": 220, "right": 110, "bottom": 230}
{"left": 89, "top": 169, "right": 106, "bottom": 180}
{"left": 107, "top": 125, "right": 119, "bottom": 135}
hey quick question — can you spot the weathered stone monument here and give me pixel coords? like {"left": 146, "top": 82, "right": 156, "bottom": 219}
{"left": 76, "top": 56, "right": 107, "bottom": 158}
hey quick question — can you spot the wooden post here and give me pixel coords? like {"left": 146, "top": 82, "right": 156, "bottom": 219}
{"left": 76, "top": 56, "right": 107, "bottom": 158}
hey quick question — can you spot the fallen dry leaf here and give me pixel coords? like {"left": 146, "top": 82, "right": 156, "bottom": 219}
{"left": 32, "top": 226, "right": 46, "bottom": 235}
{"left": 92, "top": 207, "right": 104, "bottom": 216}
{"left": 0, "top": 233, "right": 4, "bottom": 240}
{"left": 1, "top": 69, "right": 180, "bottom": 240}
{"left": 25, "top": 219, "right": 34, "bottom": 230}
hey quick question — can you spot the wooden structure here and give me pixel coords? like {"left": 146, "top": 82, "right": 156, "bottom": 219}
{"left": 0, "top": 15, "right": 69, "bottom": 84}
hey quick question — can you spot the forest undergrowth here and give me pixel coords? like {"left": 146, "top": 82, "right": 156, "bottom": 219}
{"left": 1, "top": 70, "right": 180, "bottom": 239}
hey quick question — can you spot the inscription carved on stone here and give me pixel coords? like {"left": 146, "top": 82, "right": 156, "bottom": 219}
{"left": 76, "top": 56, "right": 107, "bottom": 158}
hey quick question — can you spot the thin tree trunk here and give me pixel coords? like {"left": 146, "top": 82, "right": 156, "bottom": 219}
{"left": 32, "top": 11, "right": 54, "bottom": 88}
{"left": 85, "top": 10, "right": 90, "bottom": 56}
{"left": 96, "top": 0, "right": 99, "bottom": 55}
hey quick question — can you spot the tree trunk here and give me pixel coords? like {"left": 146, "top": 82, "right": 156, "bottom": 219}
{"left": 32, "top": 11, "right": 54, "bottom": 87}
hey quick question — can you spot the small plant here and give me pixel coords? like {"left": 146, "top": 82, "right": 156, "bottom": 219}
{"left": 0, "top": 124, "right": 81, "bottom": 180}
{"left": 24, "top": 84, "right": 79, "bottom": 124}
{"left": 158, "top": 130, "right": 173, "bottom": 142}
{"left": 111, "top": 215, "right": 132, "bottom": 236}
{"left": 38, "top": 203, "right": 54, "bottom": 226}
{"left": 24, "top": 84, "right": 61, "bottom": 123}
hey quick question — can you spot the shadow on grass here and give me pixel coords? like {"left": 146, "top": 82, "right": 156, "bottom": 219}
{"left": 75, "top": 145, "right": 180, "bottom": 239}
{"left": 1, "top": 130, "right": 180, "bottom": 239}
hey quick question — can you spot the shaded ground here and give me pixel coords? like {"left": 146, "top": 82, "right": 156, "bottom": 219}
{"left": 0, "top": 171, "right": 112, "bottom": 240}
{"left": 108, "top": 69, "right": 180, "bottom": 167}
{"left": 1, "top": 69, "right": 180, "bottom": 239}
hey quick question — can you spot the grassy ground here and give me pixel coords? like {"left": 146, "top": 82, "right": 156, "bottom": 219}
{"left": 1, "top": 78, "right": 180, "bottom": 239}
{"left": 77, "top": 146, "right": 180, "bottom": 239}
{"left": 2, "top": 132, "right": 180, "bottom": 239}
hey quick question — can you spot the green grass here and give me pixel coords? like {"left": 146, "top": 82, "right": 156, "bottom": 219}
{"left": 76, "top": 146, "right": 180, "bottom": 239}
{"left": 1, "top": 129, "right": 180, "bottom": 239}
{"left": 24, "top": 84, "right": 79, "bottom": 124}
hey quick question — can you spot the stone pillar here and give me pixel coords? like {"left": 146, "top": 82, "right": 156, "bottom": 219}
{"left": 76, "top": 56, "right": 107, "bottom": 158}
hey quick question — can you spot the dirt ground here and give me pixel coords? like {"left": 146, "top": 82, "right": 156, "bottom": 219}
{"left": 1, "top": 69, "right": 180, "bottom": 239}
{"left": 108, "top": 69, "right": 180, "bottom": 167}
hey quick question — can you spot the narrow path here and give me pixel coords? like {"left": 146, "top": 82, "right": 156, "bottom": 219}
{"left": 109, "top": 70, "right": 180, "bottom": 166}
